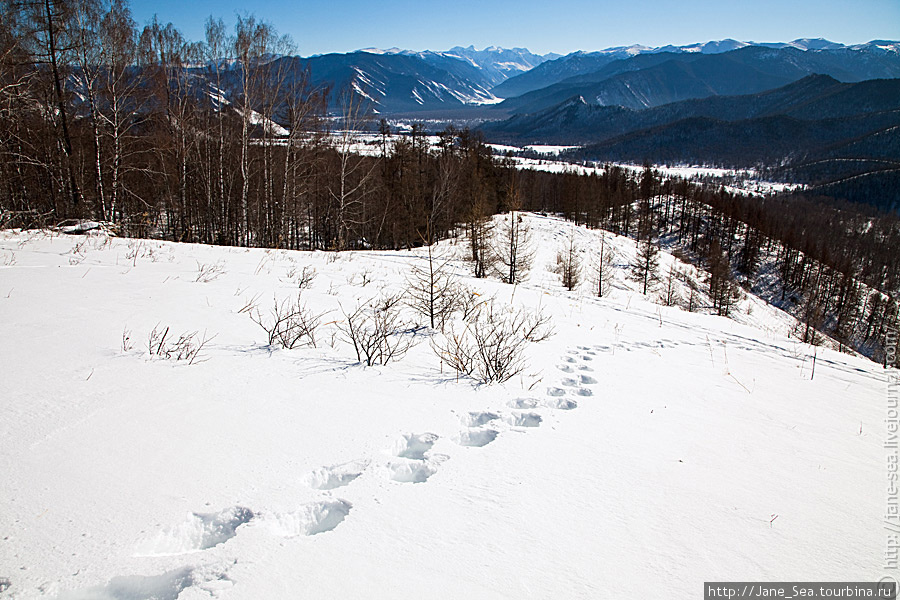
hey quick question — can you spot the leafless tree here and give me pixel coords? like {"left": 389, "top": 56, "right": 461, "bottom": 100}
{"left": 466, "top": 186, "right": 496, "bottom": 279}
{"left": 555, "top": 227, "right": 581, "bottom": 291}
{"left": 406, "top": 243, "right": 462, "bottom": 331}
{"left": 328, "top": 88, "right": 379, "bottom": 250}
{"left": 493, "top": 182, "right": 533, "bottom": 285}
{"left": 662, "top": 263, "right": 680, "bottom": 307}
{"left": 592, "top": 230, "right": 615, "bottom": 297}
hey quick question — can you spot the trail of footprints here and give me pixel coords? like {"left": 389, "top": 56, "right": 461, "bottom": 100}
{"left": 114, "top": 345, "right": 595, "bottom": 599}
{"left": 552, "top": 346, "right": 601, "bottom": 400}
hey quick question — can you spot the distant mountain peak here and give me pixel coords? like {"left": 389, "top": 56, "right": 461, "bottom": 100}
{"left": 358, "top": 47, "right": 406, "bottom": 55}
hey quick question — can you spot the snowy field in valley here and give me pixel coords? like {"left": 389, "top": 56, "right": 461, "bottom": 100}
{"left": 0, "top": 214, "right": 888, "bottom": 599}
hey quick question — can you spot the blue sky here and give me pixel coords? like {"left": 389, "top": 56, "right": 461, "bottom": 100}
{"left": 129, "top": 0, "right": 899, "bottom": 56}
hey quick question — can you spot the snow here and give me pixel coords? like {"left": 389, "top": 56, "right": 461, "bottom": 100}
{"left": 245, "top": 110, "right": 289, "bottom": 137}
{"left": 491, "top": 147, "right": 804, "bottom": 196}
{"left": 0, "top": 217, "right": 889, "bottom": 599}
{"left": 523, "top": 145, "right": 579, "bottom": 155}
{"left": 466, "top": 96, "right": 505, "bottom": 105}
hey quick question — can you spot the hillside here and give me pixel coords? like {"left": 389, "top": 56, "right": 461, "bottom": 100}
{"left": 0, "top": 217, "right": 887, "bottom": 598}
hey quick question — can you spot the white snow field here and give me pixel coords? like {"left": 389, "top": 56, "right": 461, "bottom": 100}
{"left": 0, "top": 215, "right": 889, "bottom": 599}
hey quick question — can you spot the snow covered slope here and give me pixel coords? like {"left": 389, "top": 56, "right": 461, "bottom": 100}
{"left": 0, "top": 216, "right": 888, "bottom": 599}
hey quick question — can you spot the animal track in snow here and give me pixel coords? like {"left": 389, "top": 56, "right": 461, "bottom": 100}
{"left": 547, "top": 387, "right": 567, "bottom": 397}
{"left": 557, "top": 364, "right": 574, "bottom": 373}
{"left": 575, "top": 388, "right": 594, "bottom": 397}
{"left": 387, "top": 458, "right": 440, "bottom": 483}
{"left": 561, "top": 377, "right": 579, "bottom": 387}
{"left": 509, "top": 397, "right": 540, "bottom": 409}
{"left": 581, "top": 355, "right": 593, "bottom": 361}
{"left": 134, "top": 506, "right": 254, "bottom": 556}
{"left": 545, "top": 397, "right": 578, "bottom": 410}
{"left": 392, "top": 432, "right": 438, "bottom": 460}
{"left": 563, "top": 356, "right": 576, "bottom": 363}
{"left": 577, "top": 365, "right": 594, "bottom": 372}
{"left": 461, "top": 411, "right": 500, "bottom": 427}
{"left": 302, "top": 460, "right": 369, "bottom": 490}
{"left": 455, "top": 429, "right": 499, "bottom": 447}
{"left": 503, "top": 412, "right": 542, "bottom": 428}
{"left": 57, "top": 566, "right": 202, "bottom": 600}
{"left": 266, "top": 499, "right": 352, "bottom": 536}
{"left": 579, "top": 374, "right": 598, "bottom": 385}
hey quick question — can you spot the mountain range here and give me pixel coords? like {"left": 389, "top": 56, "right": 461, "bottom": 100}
{"left": 257, "top": 39, "right": 900, "bottom": 115}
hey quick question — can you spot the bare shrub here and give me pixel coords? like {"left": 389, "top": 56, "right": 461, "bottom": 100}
{"left": 125, "top": 240, "right": 145, "bottom": 266}
{"left": 456, "top": 285, "right": 485, "bottom": 322}
{"left": 195, "top": 261, "right": 226, "bottom": 283}
{"left": 122, "top": 327, "right": 134, "bottom": 352}
{"left": 521, "top": 306, "right": 555, "bottom": 342}
{"left": 147, "top": 325, "right": 215, "bottom": 364}
{"left": 285, "top": 265, "right": 317, "bottom": 290}
{"left": 348, "top": 267, "right": 373, "bottom": 287}
{"left": 236, "top": 292, "right": 261, "bottom": 315}
{"left": 250, "top": 293, "right": 324, "bottom": 349}
{"left": 433, "top": 299, "right": 554, "bottom": 384}
{"left": 338, "top": 292, "right": 418, "bottom": 366}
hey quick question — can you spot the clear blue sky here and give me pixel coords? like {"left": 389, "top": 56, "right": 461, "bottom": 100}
{"left": 129, "top": 0, "right": 899, "bottom": 56}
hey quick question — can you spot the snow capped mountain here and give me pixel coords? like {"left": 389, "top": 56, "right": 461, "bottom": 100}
{"left": 201, "top": 40, "right": 900, "bottom": 116}
{"left": 492, "top": 39, "right": 900, "bottom": 102}
{"left": 443, "top": 45, "right": 558, "bottom": 85}
{"left": 282, "top": 46, "right": 564, "bottom": 113}
{"left": 356, "top": 45, "right": 558, "bottom": 87}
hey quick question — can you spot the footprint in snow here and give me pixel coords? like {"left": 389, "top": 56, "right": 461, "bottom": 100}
{"left": 386, "top": 458, "right": 440, "bottom": 483}
{"left": 56, "top": 566, "right": 206, "bottom": 600}
{"left": 564, "top": 356, "right": 576, "bottom": 363}
{"left": 134, "top": 506, "right": 254, "bottom": 556}
{"left": 575, "top": 388, "right": 594, "bottom": 397}
{"left": 265, "top": 499, "right": 352, "bottom": 536}
{"left": 557, "top": 364, "right": 574, "bottom": 373}
{"left": 387, "top": 433, "right": 447, "bottom": 483}
{"left": 547, "top": 387, "right": 567, "bottom": 397}
{"left": 392, "top": 432, "right": 438, "bottom": 460}
{"left": 503, "top": 412, "right": 542, "bottom": 428}
{"left": 545, "top": 397, "right": 578, "bottom": 410}
{"left": 460, "top": 411, "right": 500, "bottom": 427}
{"left": 579, "top": 374, "right": 598, "bottom": 385}
{"left": 508, "top": 397, "right": 540, "bottom": 409}
{"left": 302, "top": 460, "right": 369, "bottom": 490}
{"left": 561, "top": 377, "right": 579, "bottom": 387}
{"left": 455, "top": 429, "right": 499, "bottom": 447}
{"left": 577, "top": 365, "right": 594, "bottom": 372}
